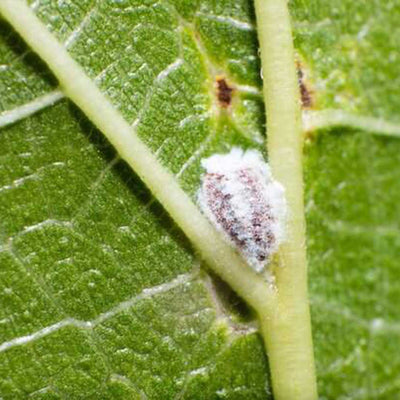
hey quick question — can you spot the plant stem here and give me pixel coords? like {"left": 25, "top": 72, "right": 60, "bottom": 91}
{"left": 254, "top": 0, "right": 318, "bottom": 399}
{"left": 0, "top": 0, "right": 273, "bottom": 317}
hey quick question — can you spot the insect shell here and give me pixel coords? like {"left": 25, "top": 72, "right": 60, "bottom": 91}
{"left": 198, "top": 148, "right": 287, "bottom": 272}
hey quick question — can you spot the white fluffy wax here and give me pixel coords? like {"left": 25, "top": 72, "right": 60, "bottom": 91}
{"left": 199, "top": 147, "right": 287, "bottom": 272}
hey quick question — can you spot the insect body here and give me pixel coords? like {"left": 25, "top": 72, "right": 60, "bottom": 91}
{"left": 198, "top": 148, "right": 287, "bottom": 272}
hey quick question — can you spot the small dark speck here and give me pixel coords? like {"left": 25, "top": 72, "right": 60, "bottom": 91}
{"left": 297, "top": 65, "right": 313, "bottom": 108}
{"left": 216, "top": 77, "right": 234, "bottom": 107}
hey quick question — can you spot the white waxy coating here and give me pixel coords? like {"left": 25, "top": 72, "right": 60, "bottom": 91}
{"left": 198, "top": 147, "right": 287, "bottom": 272}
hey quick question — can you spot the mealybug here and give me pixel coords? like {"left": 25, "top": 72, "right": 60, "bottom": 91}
{"left": 198, "top": 148, "right": 286, "bottom": 272}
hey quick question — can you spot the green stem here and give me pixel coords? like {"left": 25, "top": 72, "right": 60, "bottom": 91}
{"left": 254, "top": 0, "right": 318, "bottom": 399}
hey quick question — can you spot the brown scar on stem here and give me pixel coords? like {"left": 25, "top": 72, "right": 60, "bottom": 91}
{"left": 216, "top": 76, "right": 234, "bottom": 107}
{"left": 296, "top": 61, "right": 313, "bottom": 108}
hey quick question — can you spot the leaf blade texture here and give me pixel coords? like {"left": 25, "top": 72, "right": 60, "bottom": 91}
{"left": 0, "top": 0, "right": 399, "bottom": 398}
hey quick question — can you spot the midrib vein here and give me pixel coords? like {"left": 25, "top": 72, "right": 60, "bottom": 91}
{"left": 254, "top": 0, "right": 318, "bottom": 398}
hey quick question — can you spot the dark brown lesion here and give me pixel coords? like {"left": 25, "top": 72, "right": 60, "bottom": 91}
{"left": 216, "top": 77, "right": 234, "bottom": 108}
{"left": 296, "top": 62, "right": 313, "bottom": 108}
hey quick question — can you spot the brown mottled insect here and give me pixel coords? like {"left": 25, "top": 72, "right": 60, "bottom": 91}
{"left": 198, "top": 148, "right": 286, "bottom": 272}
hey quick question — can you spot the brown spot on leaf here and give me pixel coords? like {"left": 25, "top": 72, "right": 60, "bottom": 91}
{"left": 304, "top": 130, "right": 316, "bottom": 142}
{"left": 216, "top": 77, "right": 234, "bottom": 107}
{"left": 297, "top": 62, "right": 313, "bottom": 108}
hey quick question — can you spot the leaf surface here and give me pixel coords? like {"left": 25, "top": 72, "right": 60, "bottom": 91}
{"left": 0, "top": 0, "right": 399, "bottom": 398}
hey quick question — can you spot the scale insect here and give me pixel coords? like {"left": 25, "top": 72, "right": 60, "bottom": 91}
{"left": 198, "top": 148, "right": 287, "bottom": 272}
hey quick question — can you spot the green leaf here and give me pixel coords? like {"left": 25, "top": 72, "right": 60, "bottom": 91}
{"left": 0, "top": 0, "right": 399, "bottom": 399}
